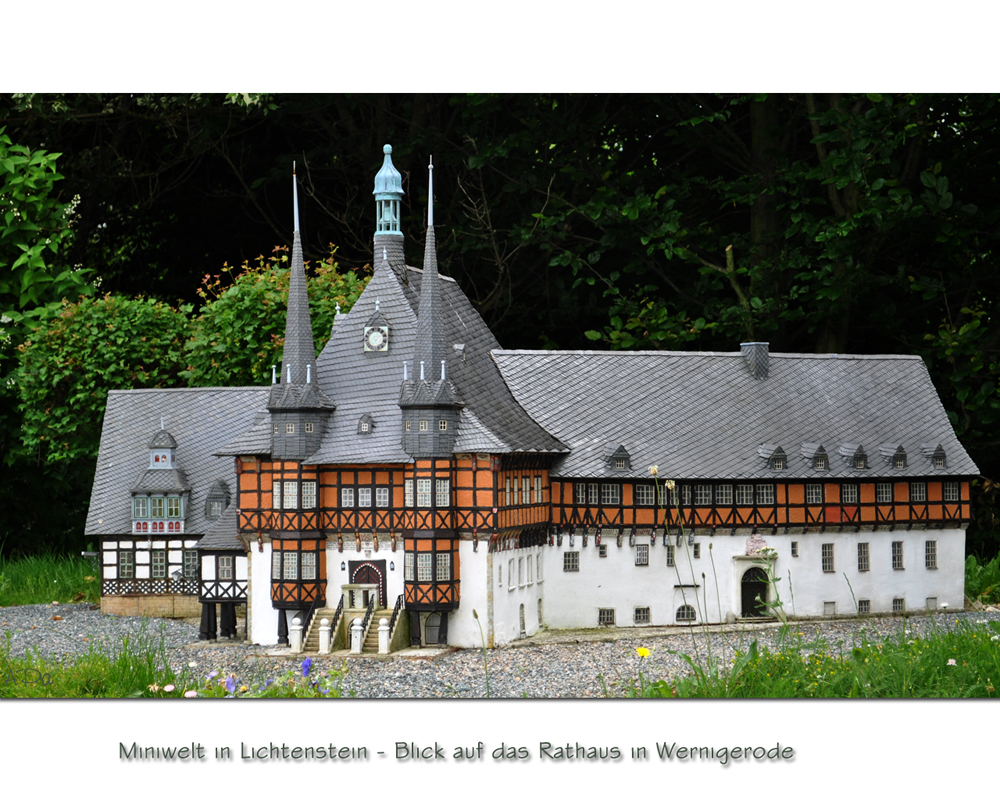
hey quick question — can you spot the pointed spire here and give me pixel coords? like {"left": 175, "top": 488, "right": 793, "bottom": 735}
{"left": 279, "top": 163, "right": 318, "bottom": 386}
{"left": 412, "top": 155, "right": 449, "bottom": 381}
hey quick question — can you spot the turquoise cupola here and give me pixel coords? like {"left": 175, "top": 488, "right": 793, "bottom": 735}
{"left": 373, "top": 144, "right": 403, "bottom": 237}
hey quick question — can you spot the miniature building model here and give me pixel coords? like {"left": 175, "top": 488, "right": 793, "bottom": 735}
{"left": 86, "top": 145, "right": 977, "bottom": 650}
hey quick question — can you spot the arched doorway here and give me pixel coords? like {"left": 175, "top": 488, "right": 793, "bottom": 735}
{"left": 349, "top": 560, "right": 386, "bottom": 607}
{"left": 425, "top": 613, "right": 442, "bottom": 644}
{"left": 741, "top": 567, "right": 768, "bottom": 618}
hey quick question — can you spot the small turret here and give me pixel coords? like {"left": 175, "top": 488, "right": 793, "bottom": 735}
{"left": 373, "top": 144, "right": 406, "bottom": 279}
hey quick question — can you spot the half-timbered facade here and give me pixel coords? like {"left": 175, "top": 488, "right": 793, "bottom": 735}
{"left": 86, "top": 144, "right": 977, "bottom": 649}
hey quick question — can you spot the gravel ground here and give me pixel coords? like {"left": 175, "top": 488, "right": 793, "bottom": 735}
{"left": 3, "top": 602, "right": 998, "bottom": 697}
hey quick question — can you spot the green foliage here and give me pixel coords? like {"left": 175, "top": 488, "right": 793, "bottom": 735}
{"left": 17, "top": 294, "right": 190, "bottom": 464}
{"left": 0, "top": 623, "right": 184, "bottom": 698}
{"left": 181, "top": 657, "right": 347, "bottom": 698}
{"left": 966, "top": 554, "right": 1000, "bottom": 604}
{"left": 621, "top": 620, "right": 1000, "bottom": 698}
{"left": 0, "top": 552, "right": 100, "bottom": 606}
{"left": 183, "top": 247, "right": 367, "bottom": 387}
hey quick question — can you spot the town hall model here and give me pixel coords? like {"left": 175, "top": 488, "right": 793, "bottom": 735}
{"left": 85, "top": 145, "right": 977, "bottom": 651}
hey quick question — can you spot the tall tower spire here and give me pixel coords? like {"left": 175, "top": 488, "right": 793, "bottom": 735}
{"left": 279, "top": 162, "right": 317, "bottom": 387}
{"left": 373, "top": 144, "right": 406, "bottom": 278}
{"left": 413, "top": 155, "right": 448, "bottom": 376}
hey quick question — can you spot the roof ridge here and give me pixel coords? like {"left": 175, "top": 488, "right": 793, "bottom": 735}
{"left": 493, "top": 349, "right": 923, "bottom": 361}
{"left": 107, "top": 387, "right": 270, "bottom": 396}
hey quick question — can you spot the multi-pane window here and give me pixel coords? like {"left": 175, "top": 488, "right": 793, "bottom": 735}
{"left": 439, "top": 419, "right": 448, "bottom": 431}
{"left": 183, "top": 550, "right": 198, "bottom": 579}
{"left": 208, "top": 500, "right": 223, "bottom": 519}
{"left": 841, "top": 484, "right": 858, "bottom": 504}
{"left": 416, "top": 479, "right": 432, "bottom": 507}
{"left": 302, "top": 482, "right": 317, "bottom": 509}
{"left": 598, "top": 608, "right": 616, "bottom": 626}
{"left": 814, "top": 454, "right": 828, "bottom": 470}
{"left": 635, "top": 484, "right": 655, "bottom": 506}
{"left": 286, "top": 423, "right": 295, "bottom": 434}
{"left": 635, "top": 544, "right": 649, "bottom": 566}
{"left": 822, "top": 543, "right": 834, "bottom": 573}
{"left": 634, "top": 607, "right": 651, "bottom": 624}
{"left": 756, "top": 484, "right": 775, "bottom": 505}
{"left": 283, "top": 551, "right": 298, "bottom": 580}
{"left": 893, "top": 453, "right": 906, "bottom": 469}
{"left": 522, "top": 477, "right": 530, "bottom": 505}
{"left": 301, "top": 552, "right": 316, "bottom": 580}
{"left": 512, "top": 478, "right": 519, "bottom": 505}
{"left": 376, "top": 487, "right": 389, "bottom": 507}
{"left": 219, "top": 555, "right": 233, "bottom": 580}
{"left": 736, "top": 484, "right": 754, "bottom": 505}
{"left": 118, "top": 550, "right": 134, "bottom": 579}
{"left": 358, "top": 488, "right": 371, "bottom": 507}
{"left": 806, "top": 484, "right": 823, "bottom": 504}
{"left": 404, "top": 421, "right": 411, "bottom": 432}
{"left": 665, "top": 544, "right": 675, "bottom": 567}
{"left": 418, "top": 420, "right": 429, "bottom": 432}
{"left": 925, "top": 540, "right": 937, "bottom": 570}
{"left": 681, "top": 484, "right": 692, "bottom": 506}
{"left": 273, "top": 482, "right": 282, "bottom": 509}
{"left": 506, "top": 478, "right": 512, "bottom": 506}
{"left": 771, "top": 455, "right": 785, "bottom": 470}
{"left": 133, "top": 497, "right": 149, "bottom": 518}
{"left": 614, "top": 457, "right": 627, "bottom": 470}
{"left": 892, "top": 541, "right": 904, "bottom": 570}
{"left": 909, "top": 482, "right": 927, "bottom": 502}
{"left": 305, "top": 422, "right": 314, "bottom": 433}
{"left": 858, "top": 542, "right": 870, "bottom": 572}
{"left": 693, "top": 543, "right": 701, "bottom": 559}
{"left": 152, "top": 550, "right": 166, "bottom": 579}
{"left": 876, "top": 483, "right": 893, "bottom": 503}
{"left": 151, "top": 497, "right": 164, "bottom": 518}
{"left": 791, "top": 541, "right": 798, "bottom": 557}
{"left": 858, "top": 599, "right": 871, "bottom": 614}
{"left": 694, "top": 484, "right": 712, "bottom": 505}
{"left": 284, "top": 482, "right": 298, "bottom": 510}
{"left": 943, "top": 482, "right": 960, "bottom": 502}
{"left": 658, "top": 483, "right": 671, "bottom": 507}
{"left": 436, "top": 479, "right": 450, "bottom": 507}
{"left": 893, "top": 598, "right": 905, "bottom": 613}
{"left": 598, "top": 544, "right": 608, "bottom": 558}
{"left": 933, "top": 454, "right": 946, "bottom": 468}
{"left": 676, "top": 605, "right": 696, "bottom": 622}
{"left": 602, "top": 484, "right": 621, "bottom": 505}
{"left": 574, "top": 483, "right": 587, "bottom": 504}
{"left": 404, "top": 552, "right": 414, "bottom": 581}
{"left": 404, "top": 479, "right": 414, "bottom": 508}
{"left": 417, "top": 553, "right": 432, "bottom": 582}
{"left": 716, "top": 484, "right": 733, "bottom": 505}
{"left": 853, "top": 454, "right": 868, "bottom": 469}
{"left": 563, "top": 551, "right": 580, "bottom": 572}
{"left": 535, "top": 476, "right": 543, "bottom": 504}
{"left": 341, "top": 488, "right": 354, "bottom": 507}
{"left": 436, "top": 553, "right": 451, "bottom": 582}
{"left": 272, "top": 550, "right": 282, "bottom": 579}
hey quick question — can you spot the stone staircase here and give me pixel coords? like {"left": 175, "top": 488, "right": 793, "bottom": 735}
{"left": 362, "top": 609, "right": 393, "bottom": 653}
{"left": 303, "top": 607, "right": 342, "bottom": 653}
{"left": 302, "top": 607, "right": 395, "bottom": 653}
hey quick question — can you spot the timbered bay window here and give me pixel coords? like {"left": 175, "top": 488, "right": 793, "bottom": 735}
{"left": 376, "top": 487, "right": 390, "bottom": 507}
{"left": 270, "top": 538, "right": 325, "bottom": 608}
{"left": 403, "top": 538, "right": 460, "bottom": 610}
{"left": 416, "top": 479, "right": 432, "bottom": 507}
{"left": 405, "top": 479, "right": 414, "bottom": 507}
{"left": 436, "top": 479, "right": 450, "bottom": 507}
{"left": 271, "top": 480, "right": 317, "bottom": 510}
{"left": 218, "top": 556, "right": 233, "bottom": 580}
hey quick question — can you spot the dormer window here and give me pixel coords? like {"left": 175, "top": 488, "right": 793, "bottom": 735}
{"left": 305, "top": 422, "right": 314, "bottom": 433}
{"left": 605, "top": 444, "right": 631, "bottom": 471}
{"left": 205, "top": 479, "right": 231, "bottom": 521}
{"left": 285, "top": 423, "right": 295, "bottom": 434}
{"left": 814, "top": 455, "right": 828, "bottom": 470}
{"left": 419, "top": 420, "right": 429, "bottom": 432}
{"left": 361, "top": 422, "right": 369, "bottom": 432}
{"left": 439, "top": 420, "right": 448, "bottom": 431}
{"left": 893, "top": 453, "right": 906, "bottom": 469}
{"left": 853, "top": 454, "right": 867, "bottom": 469}
{"left": 771, "top": 455, "right": 785, "bottom": 470}
{"left": 614, "top": 457, "right": 627, "bottom": 470}
{"left": 934, "top": 454, "right": 945, "bottom": 468}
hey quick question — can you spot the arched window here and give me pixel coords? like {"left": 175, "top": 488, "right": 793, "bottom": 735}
{"left": 676, "top": 605, "right": 696, "bottom": 622}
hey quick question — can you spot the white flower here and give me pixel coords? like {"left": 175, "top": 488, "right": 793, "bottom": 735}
{"left": 665, "top": 479, "right": 676, "bottom": 491}
{"left": 649, "top": 465, "right": 658, "bottom": 476}
{"left": 947, "top": 659, "right": 957, "bottom": 666}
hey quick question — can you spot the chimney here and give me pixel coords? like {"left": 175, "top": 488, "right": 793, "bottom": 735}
{"left": 740, "top": 342, "right": 769, "bottom": 380}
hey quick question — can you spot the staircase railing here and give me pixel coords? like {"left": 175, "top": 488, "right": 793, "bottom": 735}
{"left": 358, "top": 594, "right": 376, "bottom": 646}
{"left": 388, "top": 593, "right": 404, "bottom": 640}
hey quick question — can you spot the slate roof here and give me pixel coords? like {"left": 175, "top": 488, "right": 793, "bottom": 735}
{"left": 130, "top": 467, "right": 191, "bottom": 493}
{"left": 300, "top": 252, "right": 564, "bottom": 464}
{"left": 492, "top": 350, "right": 978, "bottom": 480}
{"left": 195, "top": 502, "right": 241, "bottom": 551}
{"left": 86, "top": 387, "right": 269, "bottom": 537}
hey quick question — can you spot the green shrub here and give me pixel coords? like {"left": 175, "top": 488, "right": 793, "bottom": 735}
{"left": 966, "top": 553, "right": 1000, "bottom": 604}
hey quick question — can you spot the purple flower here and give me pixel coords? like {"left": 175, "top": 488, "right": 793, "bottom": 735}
{"left": 207, "top": 670, "right": 219, "bottom": 680}
{"left": 225, "top": 675, "right": 237, "bottom": 693}
{"left": 301, "top": 657, "right": 313, "bottom": 677}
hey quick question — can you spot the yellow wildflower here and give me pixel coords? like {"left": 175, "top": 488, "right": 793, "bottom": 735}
{"left": 636, "top": 647, "right": 651, "bottom": 658}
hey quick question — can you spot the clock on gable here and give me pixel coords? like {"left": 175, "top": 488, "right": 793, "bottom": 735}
{"left": 364, "top": 324, "right": 389, "bottom": 352}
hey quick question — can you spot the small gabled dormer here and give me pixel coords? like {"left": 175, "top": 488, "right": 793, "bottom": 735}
{"left": 801, "top": 443, "right": 829, "bottom": 470}
{"left": 604, "top": 444, "right": 631, "bottom": 471}
{"left": 880, "top": 443, "right": 907, "bottom": 469}
{"left": 921, "top": 443, "right": 947, "bottom": 469}
{"left": 131, "top": 427, "right": 192, "bottom": 535}
{"left": 149, "top": 429, "right": 177, "bottom": 468}
{"left": 840, "top": 443, "right": 868, "bottom": 470}
{"left": 758, "top": 443, "right": 786, "bottom": 471}
{"left": 358, "top": 413, "right": 376, "bottom": 435}
{"left": 204, "top": 479, "right": 231, "bottom": 521}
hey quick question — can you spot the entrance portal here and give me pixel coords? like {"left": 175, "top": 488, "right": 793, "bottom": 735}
{"left": 741, "top": 567, "right": 768, "bottom": 618}
{"left": 349, "top": 560, "right": 386, "bottom": 606}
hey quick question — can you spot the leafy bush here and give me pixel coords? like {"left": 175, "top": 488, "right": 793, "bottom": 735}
{"left": 17, "top": 294, "right": 190, "bottom": 464}
{"left": 966, "top": 554, "right": 1000, "bottom": 604}
{"left": 183, "top": 246, "right": 367, "bottom": 387}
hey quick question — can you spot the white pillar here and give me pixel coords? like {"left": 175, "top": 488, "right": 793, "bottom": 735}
{"left": 289, "top": 614, "right": 303, "bottom": 653}
{"left": 319, "top": 618, "right": 332, "bottom": 654}
{"left": 378, "top": 618, "right": 390, "bottom": 654}
{"left": 350, "top": 619, "right": 364, "bottom": 654}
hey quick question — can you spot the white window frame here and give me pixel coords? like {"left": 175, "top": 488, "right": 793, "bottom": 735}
{"left": 925, "top": 540, "right": 937, "bottom": 570}
{"left": 217, "top": 555, "right": 233, "bottom": 580}
{"left": 537, "top": 555, "right": 543, "bottom": 583}
{"left": 694, "top": 484, "right": 712, "bottom": 506}
{"left": 133, "top": 497, "right": 149, "bottom": 518}
{"left": 601, "top": 483, "right": 621, "bottom": 505}
{"left": 286, "top": 422, "right": 295, "bottom": 434}
{"left": 416, "top": 479, "right": 432, "bottom": 508}
{"left": 716, "top": 484, "right": 733, "bottom": 505}
{"left": 876, "top": 483, "right": 893, "bottom": 504}
{"left": 341, "top": 487, "right": 354, "bottom": 507}
{"left": 376, "top": 487, "right": 389, "bottom": 507}
{"left": 151, "top": 497, "right": 164, "bottom": 518}
{"left": 418, "top": 419, "right": 429, "bottom": 432}
{"left": 841, "top": 483, "right": 858, "bottom": 504}
{"left": 302, "top": 481, "right": 317, "bottom": 509}
{"left": 272, "top": 481, "right": 282, "bottom": 509}
{"left": 439, "top": 419, "right": 448, "bottom": 431}
{"left": 118, "top": 550, "right": 134, "bottom": 579}
{"left": 283, "top": 551, "right": 298, "bottom": 580}
{"left": 404, "top": 552, "right": 414, "bottom": 581}
{"left": 588, "top": 483, "right": 599, "bottom": 505}
{"left": 522, "top": 477, "right": 531, "bottom": 505}
{"left": 909, "top": 482, "right": 927, "bottom": 502}
{"left": 943, "top": 482, "right": 960, "bottom": 502}
{"left": 635, "top": 543, "right": 649, "bottom": 566}
{"left": 526, "top": 555, "right": 534, "bottom": 585}
{"left": 681, "top": 484, "right": 692, "bottom": 506}
{"left": 635, "top": 484, "right": 654, "bottom": 506}
{"left": 518, "top": 558, "right": 525, "bottom": 586}
{"left": 756, "top": 484, "right": 775, "bottom": 505}
{"left": 404, "top": 479, "right": 414, "bottom": 508}
{"left": 283, "top": 482, "right": 298, "bottom": 510}
{"left": 534, "top": 475, "right": 543, "bottom": 504}
{"left": 892, "top": 541, "right": 904, "bottom": 570}
{"left": 665, "top": 544, "right": 675, "bottom": 567}
{"left": 735, "top": 484, "right": 754, "bottom": 506}
{"left": 563, "top": 551, "right": 579, "bottom": 572}
{"left": 417, "top": 553, "right": 432, "bottom": 582}
{"left": 806, "top": 484, "right": 823, "bottom": 505}
{"left": 858, "top": 542, "right": 870, "bottom": 572}
{"left": 436, "top": 553, "right": 451, "bottom": 582}
{"left": 822, "top": 543, "right": 834, "bottom": 573}
{"left": 574, "top": 482, "right": 587, "bottom": 504}
{"left": 358, "top": 487, "right": 371, "bottom": 508}
{"left": 508, "top": 558, "right": 515, "bottom": 591}
{"left": 436, "top": 479, "right": 450, "bottom": 507}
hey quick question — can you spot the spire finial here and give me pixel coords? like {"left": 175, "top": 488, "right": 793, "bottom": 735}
{"left": 375, "top": 297, "right": 380, "bottom": 312}
{"left": 428, "top": 155, "right": 434, "bottom": 227}
{"left": 293, "top": 161, "right": 300, "bottom": 232}
{"left": 383, "top": 247, "right": 388, "bottom": 262}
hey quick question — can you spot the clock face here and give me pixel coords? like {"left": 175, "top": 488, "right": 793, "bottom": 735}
{"left": 364, "top": 326, "right": 388, "bottom": 352}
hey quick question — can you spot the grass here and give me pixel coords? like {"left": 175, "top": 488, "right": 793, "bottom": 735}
{"left": 0, "top": 552, "right": 101, "bottom": 607}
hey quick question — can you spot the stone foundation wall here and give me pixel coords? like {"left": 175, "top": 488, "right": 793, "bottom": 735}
{"left": 101, "top": 594, "right": 201, "bottom": 618}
